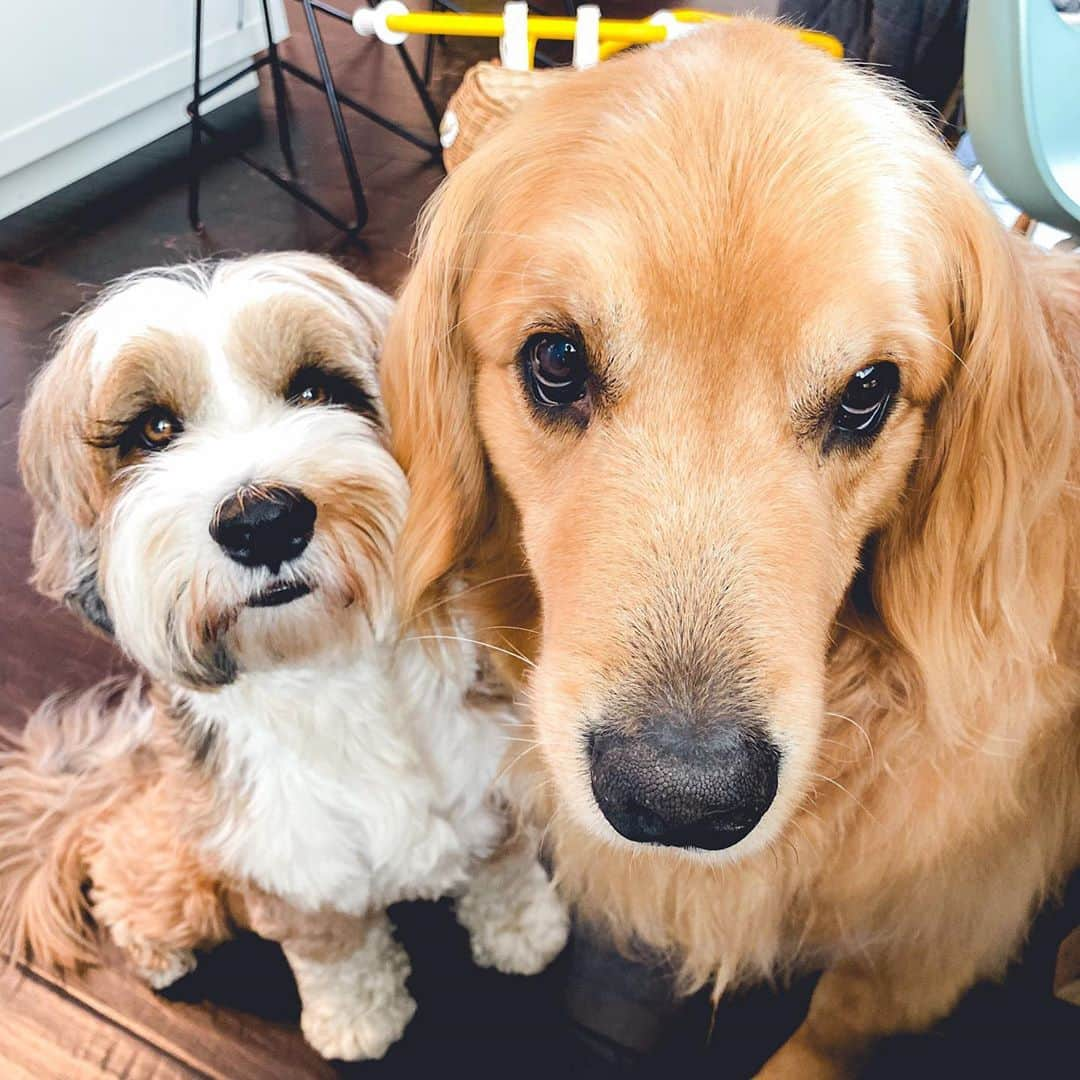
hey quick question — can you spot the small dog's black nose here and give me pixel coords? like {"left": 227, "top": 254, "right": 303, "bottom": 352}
{"left": 210, "top": 486, "right": 316, "bottom": 572}
{"left": 588, "top": 717, "right": 780, "bottom": 851}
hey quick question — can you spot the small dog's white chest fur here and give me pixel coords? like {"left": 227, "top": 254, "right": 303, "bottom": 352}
{"left": 186, "top": 644, "right": 508, "bottom": 913}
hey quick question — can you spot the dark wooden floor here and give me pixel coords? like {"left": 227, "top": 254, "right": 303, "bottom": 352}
{"left": 1, "top": 7, "right": 1077, "bottom": 1079}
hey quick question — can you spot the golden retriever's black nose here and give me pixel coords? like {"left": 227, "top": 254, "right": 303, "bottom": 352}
{"left": 211, "top": 486, "right": 316, "bottom": 573}
{"left": 588, "top": 721, "right": 780, "bottom": 851}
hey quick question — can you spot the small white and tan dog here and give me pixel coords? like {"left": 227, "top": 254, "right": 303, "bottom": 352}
{"left": 0, "top": 253, "right": 567, "bottom": 1061}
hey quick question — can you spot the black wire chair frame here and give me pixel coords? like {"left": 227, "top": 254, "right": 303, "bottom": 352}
{"left": 187, "top": 0, "right": 444, "bottom": 239}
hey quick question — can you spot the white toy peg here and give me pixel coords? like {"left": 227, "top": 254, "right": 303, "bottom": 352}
{"left": 499, "top": 2, "right": 531, "bottom": 71}
{"left": 352, "top": 0, "right": 409, "bottom": 45}
{"left": 648, "top": 9, "right": 698, "bottom": 45}
{"left": 572, "top": 5, "right": 601, "bottom": 70}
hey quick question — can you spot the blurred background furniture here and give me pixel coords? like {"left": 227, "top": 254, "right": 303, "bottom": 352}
{"left": 965, "top": 0, "right": 1080, "bottom": 234}
{"left": 778, "top": 0, "right": 969, "bottom": 123}
{"left": 189, "top": 0, "right": 443, "bottom": 237}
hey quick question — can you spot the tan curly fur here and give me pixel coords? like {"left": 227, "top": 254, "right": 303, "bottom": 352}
{"left": 0, "top": 678, "right": 228, "bottom": 976}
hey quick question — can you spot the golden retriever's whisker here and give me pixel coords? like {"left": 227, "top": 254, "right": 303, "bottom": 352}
{"left": 446, "top": 294, "right": 546, "bottom": 336}
{"left": 492, "top": 742, "right": 543, "bottom": 789}
{"left": 783, "top": 836, "right": 802, "bottom": 868}
{"left": 795, "top": 805, "right": 825, "bottom": 828}
{"left": 437, "top": 260, "right": 547, "bottom": 280}
{"left": 831, "top": 620, "right": 882, "bottom": 647}
{"left": 407, "top": 572, "right": 533, "bottom": 624}
{"left": 811, "top": 773, "right": 879, "bottom": 824}
{"left": 824, "top": 711, "right": 875, "bottom": 761}
{"left": 532, "top": 802, "right": 573, "bottom": 862}
{"left": 407, "top": 634, "right": 536, "bottom": 669}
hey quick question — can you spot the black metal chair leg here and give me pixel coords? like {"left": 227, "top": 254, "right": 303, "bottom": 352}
{"left": 355, "top": 0, "right": 442, "bottom": 140}
{"left": 188, "top": 0, "right": 205, "bottom": 231}
{"left": 423, "top": 31, "right": 436, "bottom": 87}
{"left": 393, "top": 37, "right": 443, "bottom": 139}
{"left": 423, "top": 0, "right": 441, "bottom": 88}
{"left": 187, "top": 0, "right": 446, "bottom": 238}
{"left": 301, "top": 0, "right": 368, "bottom": 230}
{"left": 260, "top": 0, "right": 298, "bottom": 174}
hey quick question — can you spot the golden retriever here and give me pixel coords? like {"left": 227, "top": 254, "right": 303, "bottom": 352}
{"left": 382, "top": 22, "right": 1080, "bottom": 1076}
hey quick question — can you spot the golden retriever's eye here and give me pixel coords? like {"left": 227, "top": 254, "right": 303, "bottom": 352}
{"left": 521, "top": 332, "right": 589, "bottom": 411}
{"left": 135, "top": 407, "right": 183, "bottom": 453}
{"left": 833, "top": 362, "right": 899, "bottom": 439}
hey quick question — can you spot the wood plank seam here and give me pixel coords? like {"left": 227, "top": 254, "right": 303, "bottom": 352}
{"left": 4, "top": 964, "right": 211, "bottom": 1080}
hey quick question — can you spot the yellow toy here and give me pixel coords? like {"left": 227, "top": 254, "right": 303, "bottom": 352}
{"left": 352, "top": 4, "right": 842, "bottom": 69}
{"left": 351, "top": 3, "right": 842, "bottom": 170}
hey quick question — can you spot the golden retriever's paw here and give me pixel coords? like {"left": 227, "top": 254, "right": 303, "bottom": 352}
{"left": 458, "top": 853, "right": 570, "bottom": 976}
{"left": 755, "top": 1037, "right": 852, "bottom": 1080}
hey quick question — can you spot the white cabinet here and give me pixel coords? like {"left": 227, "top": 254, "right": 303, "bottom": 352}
{"left": 0, "top": 0, "right": 288, "bottom": 219}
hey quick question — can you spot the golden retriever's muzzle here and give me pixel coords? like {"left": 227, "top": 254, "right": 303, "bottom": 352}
{"left": 588, "top": 714, "right": 781, "bottom": 851}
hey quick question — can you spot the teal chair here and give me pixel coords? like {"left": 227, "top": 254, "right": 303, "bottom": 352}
{"left": 965, "top": 1, "right": 1080, "bottom": 233}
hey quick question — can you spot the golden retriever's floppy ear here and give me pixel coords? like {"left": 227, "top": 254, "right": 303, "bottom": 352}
{"left": 381, "top": 184, "right": 492, "bottom": 620}
{"left": 874, "top": 197, "right": 1077, "bottom": 733}
{"left": 18, "top": 319, "right": 112, "bottom": 635}
{"left": 442, "top": 62, "right": 567, "bottom": 172}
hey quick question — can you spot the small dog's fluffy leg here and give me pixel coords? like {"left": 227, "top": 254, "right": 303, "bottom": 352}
{"left": 240, "top": 889, "right": 415, "bottom": 1061}
{"left": 456, "top": 833, "right": 569, "bottom": 976}
{"left": 283, "top": 915, "right": 416, "bottom": 1062}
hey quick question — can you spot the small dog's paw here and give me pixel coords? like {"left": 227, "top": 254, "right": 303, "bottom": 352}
{"left": 136, "top": 947, "right": 197, "bottom": 990}
{"left": 292, "top": 919, "right": 417, "bottom": 1061}
{"left": 459, "top": 857, "right": 570, "bottom": 976}
{"left": 300, "top": 989, "right": 417, "bottom": 1062}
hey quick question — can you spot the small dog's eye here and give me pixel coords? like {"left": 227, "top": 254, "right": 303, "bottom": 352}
{"left": 521, "top": 333, "right": 588, "bottom": 410}
{"left": 285, "top": 365, "right": 380, "bottom": 422}
{"left": 138, "top": 407, "right": 183, "bottom": 452}
{"left": 288, "top": 370, "right": 332, "bottom": 407}
{"left": 833, "top": 362, "right": 899, "bottom": 438}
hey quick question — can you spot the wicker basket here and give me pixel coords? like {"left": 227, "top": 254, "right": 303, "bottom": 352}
{"left": 440, "top": 62, "right": 556, "bottom": 172}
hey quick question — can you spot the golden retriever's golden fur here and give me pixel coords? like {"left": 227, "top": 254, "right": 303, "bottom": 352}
{"left": 382, "top": 22, "right": 1080, "bottom": 1075}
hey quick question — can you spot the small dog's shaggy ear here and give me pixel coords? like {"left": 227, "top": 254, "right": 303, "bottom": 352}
{"left": 874, "top": 192, "right": 1078, "bottom": 729}
{"left": 18, "top": 319, "right": 112, "bottom": 635}
{"left": 381, "top": 183, "right": 494, "bottom": 623}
